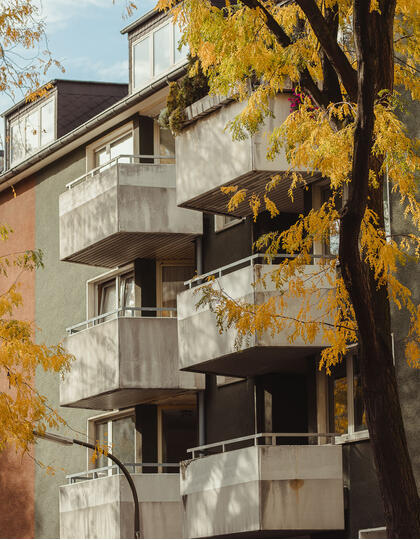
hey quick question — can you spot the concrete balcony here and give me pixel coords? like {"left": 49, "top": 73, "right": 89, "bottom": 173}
{"left": 176, "top": 95, "right": 318, "bottom": 217}
{"left": 59, "top": 156, "right": 202, "bottom": 268}
{"left": 177, "top": 255, "right": 334, "bottom": 377}
{"left": 60, "top": 469, "right": 182, "bottom": 539}
{"left": 181, "top": 434, "right": 344, "bottom": 538}
{"left": 60, "top": 308, "right": 204, "bottom": 410}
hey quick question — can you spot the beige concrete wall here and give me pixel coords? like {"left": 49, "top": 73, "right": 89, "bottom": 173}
{"left": 60, "top": 317, "right": 204, "bottom": 409}
{"left": 59, "top": 162, "right": 202, "bottom": 265}
{"left": 176, "top": 95, "right": 291, "bottom": 207}
{"left": 177, "top": 263, "right": 334, "bottom": 374}
{"left": 59, "top": 473, "right": 182, "bottom": 539}
{"left": 181, "top": 445, "right": 344, "bottom": 537}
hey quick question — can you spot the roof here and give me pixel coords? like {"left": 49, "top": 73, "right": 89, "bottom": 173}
{"left": 120, "top": 7, "right": 160, "bottom": 35}
{"left": 2, "top": 79, "right": 129, "bottom": 118}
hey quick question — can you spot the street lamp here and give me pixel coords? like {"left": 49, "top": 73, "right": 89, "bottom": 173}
{"left": 33, "top": 430, "right": 140, "bottom": 539}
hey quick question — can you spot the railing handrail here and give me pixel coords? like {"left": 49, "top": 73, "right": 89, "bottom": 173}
{"left": 184, "top": 253, "right": 332, "bottom": 288}
{"left": 66, "top": 306, "right": 177, "bottom": 334}
{"left": 187, "top": 432, "right": 340, "bottom": 458}
{"left": 66, "top": 153, "right": 176, "bottom": 190}
{"left": 66, "top": 462, "right": 180, "bottom": 484}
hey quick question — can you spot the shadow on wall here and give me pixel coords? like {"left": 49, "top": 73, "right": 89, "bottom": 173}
{"left": 0, "top": 447, "right": 34, "bottom": 538}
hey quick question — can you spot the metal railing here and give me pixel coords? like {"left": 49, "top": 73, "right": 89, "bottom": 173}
{"left": 184, "top": 253, "right": 332, "bottom": 289}
{"left": 66, "top": 154, "right": 176, "bottom": 190}
{"left": 66, "top": 306, "right": 177, "bottom": 334}
{"left": 187, "top": 432, "right": 340, "bottom": 458}
{"left": 66, "top": 462, "right": 180, "bottom": 484}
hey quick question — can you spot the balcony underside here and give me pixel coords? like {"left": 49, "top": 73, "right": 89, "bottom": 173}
{"left": 62, "top": 386, "right": 198, "bottom": 411}
{"left": 180, "top": 346, "right": 322, "bottom": 378}
{"left": 61, "top": 230, "right": 196, "bottom": 268}
{"left": 178, "top": 170, "right": 319, "bottom": 218}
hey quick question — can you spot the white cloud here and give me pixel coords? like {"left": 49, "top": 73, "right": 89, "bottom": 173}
{"left": 37, "top": 0, "right": 113, "bottom": 31}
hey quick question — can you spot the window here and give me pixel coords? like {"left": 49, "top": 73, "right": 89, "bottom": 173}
{"left": 89, "top": 410, "right": 140, "bottom": 471}
{"left": 321, "top": 187, "right": 340, "bottom": 256}
{"left": 214, "top": 215, "right": 243, "bottom": 232}
{"left": 132, "top": 22, "right": 188, "bottom": 91}
{"left": 94, "top": 131, "right": 134, "bottom": 169}
{"left": 9, "top": 97, "right": 55, "bottom": 166}
{"left": 157, "top": 262, "right": 195, "bottom": 316}
{"left": 329, "top": 353, "right": 367, "bottom": 440}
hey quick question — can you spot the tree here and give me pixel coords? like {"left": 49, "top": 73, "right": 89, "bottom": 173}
{"left": 0, "top": 226, "right": 71, "bottom": 458}
{"left": 0, "top": 1, "right": 69, "bottom": 460}
{"left": 158, "top": 0, "right": 419, "bottom": 537}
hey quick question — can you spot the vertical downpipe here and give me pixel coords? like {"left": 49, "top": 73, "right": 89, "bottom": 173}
{"left": 195, "top": 237, "right": 205, "bottom": 447}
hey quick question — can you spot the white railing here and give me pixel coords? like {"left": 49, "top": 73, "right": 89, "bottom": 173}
{"left": 187, "top": 432, "right": 339, "bottom": 458}
{"left": 66, "top": 154, "right": 175, "bottom": 190}
{"left": 184, "top": 253, "right": 332, "bottom": 289}
{"left": 66, "top": 462, "right": 180, "bottom": 484}
{"left": 66, "top": 306, "right": 177, "bottom": 334}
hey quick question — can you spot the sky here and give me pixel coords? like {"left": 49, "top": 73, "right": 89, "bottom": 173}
{"left": 0, "top": 0, "right": 157, "bottom": 131}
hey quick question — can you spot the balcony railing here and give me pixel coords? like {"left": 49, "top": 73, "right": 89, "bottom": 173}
{"left": 66, "top": 306, "right": 177, "bottom": 335}
{"left": 66, "top": 154, "right": 175, "bottom": 190}
{"left": 67, "top": 463, "right": 180, "bottom": 484}
{"left": 187, "top": 432, "right": 339, "bottom": 459}
{"left": 59, "top": 154, "right": 202, "bottom": 267}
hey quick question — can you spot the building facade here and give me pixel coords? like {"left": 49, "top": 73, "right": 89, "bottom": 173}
{"left": 0, "top": 7, "right": 418, "bottom": 540}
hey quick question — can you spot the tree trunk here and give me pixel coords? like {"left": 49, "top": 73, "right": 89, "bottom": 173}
{"left": 339, "top": 1, "right": 420, "bottom": 536}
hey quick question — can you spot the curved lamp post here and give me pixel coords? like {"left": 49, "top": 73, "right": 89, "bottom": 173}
{"left": 33, "top": 430, "right": 140, "bottom": 539}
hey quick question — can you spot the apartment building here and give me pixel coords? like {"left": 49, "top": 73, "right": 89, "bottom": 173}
{"left": 0, "top": 6, "right": 418, "bottom": 540}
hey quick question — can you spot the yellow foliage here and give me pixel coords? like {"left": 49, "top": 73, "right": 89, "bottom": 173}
{"left": 157, "top": 0, "right": 420, "bottom": 373}
{"left": 0, "top": 229, "right": 72, "bottom": 455}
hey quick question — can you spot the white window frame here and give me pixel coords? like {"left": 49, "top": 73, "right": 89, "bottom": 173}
{"left": 85, "top": 122, "right": 134, "bottom": 172}
{"left": 87, "top": 409, "right": 140, "bottom": 472}
{"left": 131, "top": 20, "right": 188, "bottom": 92}
{"left": 9, "top": 95, "right": 56, "bottom": 166}
{"left": 214, "top": 214, "right": 244, "bottom": 233}
{"left": 86, "top": 264, "right": 137, "bottom": 320}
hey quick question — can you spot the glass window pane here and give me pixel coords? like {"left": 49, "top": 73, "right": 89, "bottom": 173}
{"left": 95, "top": 421, "right": 109, "bottom": 469}
{"left": 174, "top": 24, "right": 188, "bottom": 63}
{"left": 110, "top": 133, "right": 133, "bottom": 163}
{"left": 134, "top": 37, "right": 151, "bottom": 89}
{"left": 40, "top": 100, "right": 54, "bottom": 146}
{"left": 10, "top": 120, "right": 25, "bottom": 165}
{"left": 120, "top": 274, "right": 136, "bottom": 314}
{"left": 112, "top": 416, "right": 135, "bottom": 465}
{"left": 161, "top": 265, "right": 194, "bottom": 309}
{"left": 333, "top": 376, "right": 348, "bottom": 435}
{"left": 353, "top": 356, "right": 367, "bottom": 432}
{"left": 153, "top": 24, "right": 171, "bottom": 76}
{"left": 322, "top": 188, "right": 340, "bottom": 256}
{"left": 95, "top": 147, "right": 108, "bottom": 168}
{"left": 25, "top": 110, "right": 39, "bottom": 154}
{"left": 99, "top": 281, "right": 117, "bottom": 317}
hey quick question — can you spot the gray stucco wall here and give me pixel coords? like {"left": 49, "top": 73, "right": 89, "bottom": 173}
{"left": 35, "top": 146, "right": 107, "bottom": 538}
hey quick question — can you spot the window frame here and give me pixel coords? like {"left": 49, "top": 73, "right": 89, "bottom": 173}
{"left": 155, "top": 259, "right": 195, "bottom": 313}
{"left": 214, "top": 214, "right": 244, "bottom": 233}
{"left": 86, "top": 264, "right": 137, "bottom": 320}
{"left": 85, "top": 122, "right": 134, "bottom": 172}
{"left": 131, "top": 20, "right": 188, "bottom": 92}
{"left": 9, "top": 95, "right": 56, "bottom": 166}
{"left": 87, "top": 409, "right": 140, "bottom": 472}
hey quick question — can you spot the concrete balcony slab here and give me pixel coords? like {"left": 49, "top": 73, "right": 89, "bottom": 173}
{"left": 59, "top": 473, "right": 182, "bottom": 539}
{"left": 60, "top": 316, "right": 204, "bottom": 410}
{"left": 177, "top": 261, "right": 334, "bottom": 377}
{"left": 181, "top": 444, "right": 344, "bottom": 538}
{"left": 176, "top": 95, "right": 319, "bottom": 217}
{"left": 59, "top": 161, "right": 202, "bottom": 268}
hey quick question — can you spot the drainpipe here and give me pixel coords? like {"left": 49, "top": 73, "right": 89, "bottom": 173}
{"left": 195, "top": 236, "right": 206, "bottom": 447}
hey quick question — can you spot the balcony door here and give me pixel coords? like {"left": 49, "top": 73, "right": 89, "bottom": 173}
{"left": 156, "top": 261, "right": 195, "bottom": 316}
{"left": 157, "top": 406, "right": 197, "bottom": 471}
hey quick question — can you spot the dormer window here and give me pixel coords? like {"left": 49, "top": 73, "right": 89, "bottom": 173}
{"left": 132, "top": 22, "right": 187, "bottom": 92}
{"left": 9, "top": 97, "right": 55, "bottom": 166}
